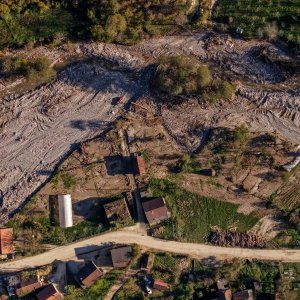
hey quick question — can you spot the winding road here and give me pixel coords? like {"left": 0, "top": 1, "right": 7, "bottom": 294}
{"left": 1, "top": 227, "right": 300, "bottom": 273}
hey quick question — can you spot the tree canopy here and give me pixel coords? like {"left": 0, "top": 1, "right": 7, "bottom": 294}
{"left": 153, "top": 55, "right": 235, "bottom": 104}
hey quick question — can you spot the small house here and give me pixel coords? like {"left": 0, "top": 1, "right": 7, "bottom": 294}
{"left": 78, "top": 261, "right": 103, "bottom": 288}
{"left": 153, "top": 279, "right": 169, "bottom": 291}
{"left": 15, "top": 275, "right": 43, "bottom": 298}
{"left": 110, "top": 246, "right": 132, "bottom": 268}
{"left": 233, "top": 289, "right": 254, "bottom": 300}
{"left": 0, "top": 228, "right": 14, "bottom": 257}
{"left": 36, "top": 284, "right": 63, "bottom": 300}
{"left": 142, "top": 197, "right": 170, "bottom": 226}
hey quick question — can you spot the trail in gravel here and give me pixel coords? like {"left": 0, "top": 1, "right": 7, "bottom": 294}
{"left": 0, "top": 33, "right": 299, "bottom": 223}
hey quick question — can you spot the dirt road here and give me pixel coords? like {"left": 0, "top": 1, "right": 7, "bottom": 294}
{"left": 1, "top": 228, "right": 300, "bottom": 272}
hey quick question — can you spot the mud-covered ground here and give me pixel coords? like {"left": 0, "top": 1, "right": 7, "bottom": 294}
{"left": 0, "top": 32, "right": 299, "bottom": 224}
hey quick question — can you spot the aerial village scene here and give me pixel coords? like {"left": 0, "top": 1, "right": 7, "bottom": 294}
{"left": 0, "top": 1, "right": 300, "bottom": 300}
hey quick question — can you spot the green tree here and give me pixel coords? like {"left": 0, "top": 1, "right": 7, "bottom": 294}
{"left": 233, "top": 124, "right": 250, "bottom": 145}
{"left": 196, "top": 65, "right": 212, "bottom": 88}
{"left": 90, "top": 24, "right": 106, "bottom": 41}
{"left": 218, "top": 81, "right": 235, "bottom": 100}
{"left": 106, "top": 13, "right": 127, "bottom": 40}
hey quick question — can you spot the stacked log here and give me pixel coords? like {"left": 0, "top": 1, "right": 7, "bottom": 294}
{"left": 209, "top": 230, "right": 266, "bottom": 248}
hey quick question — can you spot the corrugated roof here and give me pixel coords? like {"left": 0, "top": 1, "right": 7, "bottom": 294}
{"left": 142, "top": 198, "right": 170, "bottom": 225}
{"left": 78, "top": 261, "right": 103, "bottom": 288}
{"left": 15, "top": 275, "right": 43, "bottom": 297}
{"left": 110, "top": 246, "right": 132, "bottom": 268}
{"left": 0, "top": 228, "right": 13, "bottom": 255}
{"left": 36, "top": 284, "right": 63, "bottom": 300}
{"left": 136, "top": 156, "right": 146, "bottom": 175}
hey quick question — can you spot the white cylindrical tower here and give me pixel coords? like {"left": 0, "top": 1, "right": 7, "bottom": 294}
{"left": 58, "top": 194, "right": 73, "bottom": 228}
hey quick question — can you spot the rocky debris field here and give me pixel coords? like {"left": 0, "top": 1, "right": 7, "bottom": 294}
{"left": 0, "top": 32, "right": 299, "bottom": 224}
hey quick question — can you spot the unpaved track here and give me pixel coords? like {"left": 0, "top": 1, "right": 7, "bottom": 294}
{"left": 1, "top": 229, "right": 300, "bottom": 272}
{"left": 0, "top": 33, "right": 299, "bottom": 223}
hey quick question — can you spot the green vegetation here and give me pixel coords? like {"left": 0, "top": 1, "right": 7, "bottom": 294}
{"left": 66, "top": 269, "right": 122, "bottom": 300}
{"left": 149, "top": 178, "right": 258, "bottom": 243}
{"left": 0, "top": 1, "right": 192, "bottom": 49}
{"left": 153, "top": 56, "right": 212, "bottom": 97}
{"left": 191, "top": 259, "right": 282, "bottom": 298}
{"left": 50, "top": 171, "right": 77, "bottom": 190}
{"left": 115, "top": 252, "right": 297, "bottom": 300}
{"left": 6, "top": 193, "right": 107, "bottom": 256}
{"left": 233, "top": 124, "right": 250, "bottom": 146}
{"left": 1, "top": 56, "right": 56, "bottom": 82}
{"left": 114, "top": 278, "right": 144, "bottom": 300}
{"left": 176, "top": 154, "right": 201, "bottom": 173}
{"left": 0, "top": 1, "right": 298, "bottom": 50}
{"left": 0, "top": 9, "right": 72, "bottom": 49}
{"left": 60, "top": 172, "right": 77, "bottom": 190}
{"left": 153, "top": 56, "right": 235, "bottom": 103}
{"left": 152, "top": 252, "right": 184, "bottom": 284}
{"left": 275, "top": 229, "right": 300, "bottom": 248}
{"left": 213, "top": 0, "right": 300, "bottom": 46}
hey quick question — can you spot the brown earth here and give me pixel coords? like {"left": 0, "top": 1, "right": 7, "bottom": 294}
{"left": 0, "top": 32, "right": 299, "bottom": 225}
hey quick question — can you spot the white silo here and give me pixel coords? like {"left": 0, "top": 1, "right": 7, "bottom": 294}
{"left": 58, "top": 194, "right": 73, "bottom": 228}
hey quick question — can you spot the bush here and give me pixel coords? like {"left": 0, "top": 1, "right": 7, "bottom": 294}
{"left": 106, "top": 14, "right": 127, "bottom": 41}
{"left": 1, "top": 56, "right": 55, "bottom": 81}
{"left": 153, "top": 56, "right": 212, "bottom": 97}
{"left": 233, "top": 124, "right": 250, "bottom": 145}
{"left": 60, "top": 172, "right": 77, "bottom": 190}
{"left": 90, "top": 24, "right": 106, "bottom": 41}
{"left": 217, "top": 81, "right": 235, "bottom": 99}
{"left": 153, "top": 56, "right": 235, "bottom": 104}
{"left": 176, "top": 154, "right": 201, "bottom": 173}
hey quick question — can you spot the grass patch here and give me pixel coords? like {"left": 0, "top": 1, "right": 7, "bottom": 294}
{"left": 150, "top": 178, "right": 259, "bottom": 243}
{"left": 66, "top": 269, "right": 122, "bottom": 300}
{"left": 50, "top": 171, "right": 77, "bottom": 190}
{"left": 176, "top": 154, "right": 201, "bottom": 173}
{"left": 152, "top": 252, "right": 188, "bottom": 285}
{"left": 213, "top": 0, "right": 300, "bottom": 46}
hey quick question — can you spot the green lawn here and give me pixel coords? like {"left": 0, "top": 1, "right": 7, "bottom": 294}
{"left": 149, "top": 178, "right": 259, "bottom": 243}
{"left": 66, "top": 269, "right": 122, "bottom": 300}
{"left": 212, "top": 0, "right": 300, "bottom": 46}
